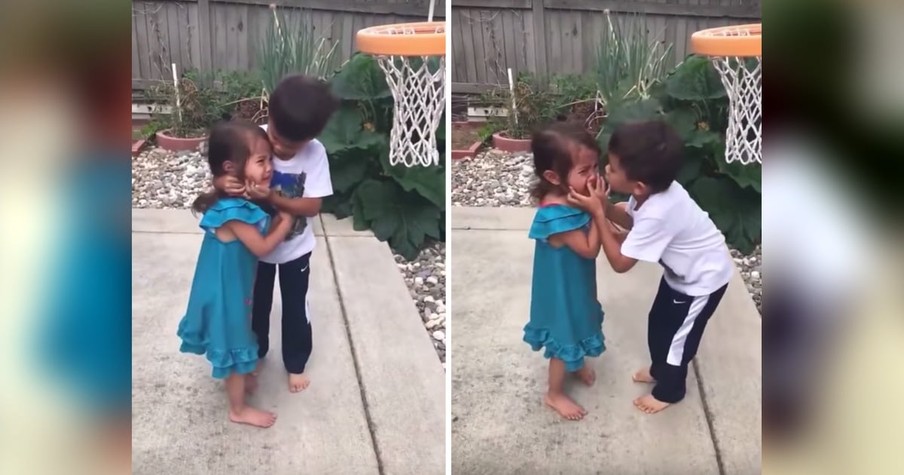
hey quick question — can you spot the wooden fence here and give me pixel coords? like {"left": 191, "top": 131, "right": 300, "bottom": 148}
{"left": 451, "top": 0, "right": 760, "bottom": 93}
{"left": 132, "top": 0, "right": 446, "bottom": 89}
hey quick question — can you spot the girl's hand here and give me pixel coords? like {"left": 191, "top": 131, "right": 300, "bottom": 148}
{"left": 246, "top": 180, "right": 272, "bottom": 201}
{"left": 276, "top": 210, "right": 294, "bottom": 230}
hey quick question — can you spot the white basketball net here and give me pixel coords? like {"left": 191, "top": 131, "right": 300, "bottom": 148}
{"left": 372, "top": 25, "right": 445, "bottom": 167}
{"left": 704, "top": 29, "right": 762, "bottom": 166}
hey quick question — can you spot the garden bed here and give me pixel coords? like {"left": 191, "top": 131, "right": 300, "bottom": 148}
{"left": 450, "top": 122, "right": 483, "bottom": 160}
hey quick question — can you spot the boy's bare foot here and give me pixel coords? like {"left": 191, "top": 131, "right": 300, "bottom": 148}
{"left": 633, "top": 394, "right": 671, "bottom": 414}
{"left": 632, "top": 366, "right": 656, "bottom": 383}
{"left": 544, "top": 393, "right": 587, "bottom": 421}
{"left": 288, "top": 373, "right": 310, "bottom": 393}
{"left": 575, "top": 366, "right": 596, "bottom": 386}
{"left": 228, "top": 406, "right": 277, "bottom": 428}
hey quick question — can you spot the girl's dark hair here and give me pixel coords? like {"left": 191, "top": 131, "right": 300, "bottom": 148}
{"left": 529, "top": 122, "right": 601, "bottom": 201}
{"left": 192, "top": 120, "right": 269, "bottom": 214}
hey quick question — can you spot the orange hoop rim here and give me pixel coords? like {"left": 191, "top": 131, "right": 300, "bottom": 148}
{"left": 691, "top": 23, "right": 761, "bottom": 58}
{"left": 356, "top": 22, "right": 445, "bottom": 57}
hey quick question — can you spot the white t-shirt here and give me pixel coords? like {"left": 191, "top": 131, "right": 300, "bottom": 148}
{"left": 621, "top": 181, "right": 733, "bottom": 296}
{"left": 260, "top": 125, "right": 333, "bottom": 264}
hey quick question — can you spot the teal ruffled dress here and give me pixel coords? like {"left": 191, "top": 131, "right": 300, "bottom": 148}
{"left": 177, "top": 198, "right": 268, "bottom": 379}
{"left": 523, "top": 204, "right": 605, "bottom": 372}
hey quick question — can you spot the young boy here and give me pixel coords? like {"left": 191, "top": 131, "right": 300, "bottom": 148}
{"left": 568, "top": 120, "right": 734, "bottom": 414}
{"left": 214, "top": 75, "right": 339, "bottom": 393}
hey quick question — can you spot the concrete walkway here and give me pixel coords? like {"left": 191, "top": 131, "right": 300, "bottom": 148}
{"left": 132, "top": 210, "right": 445, "bottom": 475}
{"left": 451, "top": 207, "right": 761, "bottom": 475}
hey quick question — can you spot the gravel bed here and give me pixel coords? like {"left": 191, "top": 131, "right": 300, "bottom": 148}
{"left": 133, "top": 147, "right": 449, "bottom": 362}
{"left": 394, "top": 242, "right": 447, "bottom": 366}
{"left": 452, "top": 148, "right": 763, "bottom": 314}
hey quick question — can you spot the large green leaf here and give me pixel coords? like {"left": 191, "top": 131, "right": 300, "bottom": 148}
{"left": 689, "top": 176, "right": 761, "bottom": 253}
{"left": 606, "top": 98, "right": 665, "bottom": 129}
{"left": 676, "top": 147, "right": 705, "bottom": 186}
{"left": 330, "top": 53, "right": 391, "bottom": 101}
{"left": 354, "top": 179, "right": 442, "bottom": 259}
{"left": 686, "top": 129, "right": 722, "bottom": 149}
{"left": 716, "top": 158, "right": 762, "bottom": 193}
{"left": 322, "top": 192, "right": 353, "bottom": 219}
{"left": 320, "top": 106, "right": 386, "bottom": 155}
{"left": 378, "top": 148, "right": 446, "bottom": 210}
{"left": 665, "top": 108, "right": 698, "bottom": 141}
{"left": 666, "top": 55, "right": 727, "bottom": 101}
{"left": 330, "top": 157, "right": 369, "bottom": 194}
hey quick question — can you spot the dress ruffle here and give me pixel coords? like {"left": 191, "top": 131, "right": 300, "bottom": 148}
{"left": 199, "top": 198, "right": 269, "bottom": 234}
{"left": 528, "top": 205, "right": 591, "bottom": 241}
{"left": 178, "top": 331, "right": 259, "bottom": 379}
{"left": 523, "top": 325, "right": 606, "bottom": 372}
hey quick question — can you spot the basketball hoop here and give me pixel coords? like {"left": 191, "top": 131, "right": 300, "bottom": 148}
{"left": 691, "top": 23, "right": 761, "bottom": 166}
{"left": 357, "top": 15, "right": 445, "bottom": 168}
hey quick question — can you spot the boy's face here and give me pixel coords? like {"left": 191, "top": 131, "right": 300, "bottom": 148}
{"left": 605, "top": 152, "right": 644, "bottom": 196}
{"left": 267, "top": 118, "right": 309, "bottom": 160}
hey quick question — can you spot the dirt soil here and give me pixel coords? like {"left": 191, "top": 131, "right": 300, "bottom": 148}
{"left": 451, "top": 124, "right": 482, "bottom": 150}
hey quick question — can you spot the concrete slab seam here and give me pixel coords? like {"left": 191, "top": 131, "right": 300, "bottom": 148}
{"left": 323, "top": 227, "right": 386, "bottom": 475}
{"left": 693, "top": 358, "right": 726, "bottom": 475}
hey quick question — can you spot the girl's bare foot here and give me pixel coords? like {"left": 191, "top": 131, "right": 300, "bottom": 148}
{"left": 228, "top": 406, "right": 277, "bottom": 428}
{"left": 288, "top": 373, "right": 310, "bottom": 393}
{"left": 633, "top": 394, "right": 671, "bottom": 414}
{"left": 544, "top": 393, "right": 587, "bottom": 421}
{"left": 575, "top": 366, "right": 596, "bottom": 386}
{"left": 632, "top": 366, "right": 656, "bottom": 383}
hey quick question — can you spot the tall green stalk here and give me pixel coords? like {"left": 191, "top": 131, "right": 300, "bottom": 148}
{"left": 594, "top": 10, "right": 674, "bottom": 109}
{"left": 257, "top": 6, "right": 340, "bottom": 96}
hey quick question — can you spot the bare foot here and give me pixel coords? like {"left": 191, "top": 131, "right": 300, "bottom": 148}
{"left": 245, "top": 373, "right": 258, "bottom": 395}
{"left": 575, "top": 366, "right": 596, "bottom": 386}
{"left": 228, "top": 406, "right": 277, "bottom": 428}
{"left": 544, "top": 393, "right": 587, "bottom": 421}
{"left": 633, "top": 394, "right": 671, "bottom": 414}
{"left": 632, "top": 366, "right": 656, "bottom": 383}
{"left": 288, "top": 373, "right": 310, "bottom": 393}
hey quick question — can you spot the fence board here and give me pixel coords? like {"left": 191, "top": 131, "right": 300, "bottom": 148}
{"left": 452, "top": 0, "right": 759, "bottom": 91}
{"left": 132, "top": 0, "right": 447, "bottom": 88}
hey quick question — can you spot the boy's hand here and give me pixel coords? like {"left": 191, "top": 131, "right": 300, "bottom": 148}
{"left": 213, "top": 175, "right": 246, "bottom": 197}
{"left": 246, "top": 180, "right": 272, "bottom": 201}
{"left": 589, "top": 174, "right": 609, "bottom": 204}
{"left": 567, "top": 185, "right": 604, "bottom": 216}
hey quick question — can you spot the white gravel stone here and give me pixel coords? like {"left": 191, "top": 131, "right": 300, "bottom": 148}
{"left": 453, "top": 147, "right": 763, "bottom": 314}
{"left": 394, "top": 241, "right": 446, "bottom": 363}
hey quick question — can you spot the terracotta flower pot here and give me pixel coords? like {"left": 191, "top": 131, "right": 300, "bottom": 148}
{"left": 155, "top": 129, "right": 207, "bottom": 152}
{"left": 492, "top": 131, "right": 531, "bottom": 153}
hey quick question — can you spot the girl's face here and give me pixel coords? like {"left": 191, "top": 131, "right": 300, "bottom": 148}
{"left": 565, "top": 145, "right": 600, "bottom": 195}
{"left": 243, "top": 134, "right": 273, "bottom": 186}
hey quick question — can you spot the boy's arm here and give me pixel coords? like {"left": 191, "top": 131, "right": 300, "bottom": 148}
{"left": 605, "top": 201, "right": 633, "bottom": 230}
{"left": 268, "top": 193, "right": 322, "bottom": 217}
{"left": 590, "top": 208, "right": 637, "bottom": 273}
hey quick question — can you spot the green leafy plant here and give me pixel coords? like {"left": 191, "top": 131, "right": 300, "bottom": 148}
{"left": 319, "top": 54, "right": 445, "bottom": 259}
{"left": 143, "top": 70, "right": 263, "bottom": 138}
{"left": 593, "top": 10, "right": 674, "bottom": 110}
{"left": 482, "top": 73, "right": 559, "bottom": 139}
{"left": 598, "top": 55, "right": 761, "bottom": 253}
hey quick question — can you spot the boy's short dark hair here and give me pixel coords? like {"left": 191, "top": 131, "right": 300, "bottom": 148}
{"left": 268, "top": 75, "right": 339, "bottom": 142}
{"left": 608, "top": 120, "right": 684, "bottom": 193}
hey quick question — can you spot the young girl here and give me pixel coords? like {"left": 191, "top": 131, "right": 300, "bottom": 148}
{"left": 177, "top": 121, "right": 294, "bottom": 428}
{"left": 523, "top": 122, "right": 606, "bottom": 421}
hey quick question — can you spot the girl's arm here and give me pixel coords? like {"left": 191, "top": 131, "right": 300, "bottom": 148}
{"left": 590, "top": 208, "right": 637, "bottom": 273}
{"left": 223, "top": 212, "right": 293, "bottom": 258}
{"left": 548, "top": 223, "right": 600, "bottom": 259}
